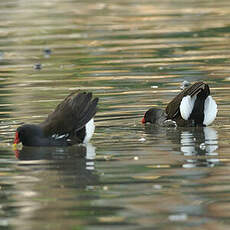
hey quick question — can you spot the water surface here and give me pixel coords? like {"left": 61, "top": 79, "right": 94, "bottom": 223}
{"left": 1, "top": 0, "right": 230, "bottom": 229}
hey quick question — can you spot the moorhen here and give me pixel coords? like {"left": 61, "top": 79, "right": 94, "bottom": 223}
{"left": 14, "top": 91, "right": 99, "bottom": 146}
{"left": 142, "top": 81, "right": 217, "bottom": 127}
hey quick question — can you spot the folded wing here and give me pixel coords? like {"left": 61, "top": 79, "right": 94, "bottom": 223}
{"left": 166, "top": 81, "right": 207, "bottom": 120}
{"left": 40, "top": 91, "right": 98, "bottom": 136}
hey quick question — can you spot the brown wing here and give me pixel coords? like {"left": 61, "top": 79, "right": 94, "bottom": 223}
{"left": 165, "top": 82, "right": 208, "bottom": 120}
{"left": 40, "top": 91, "right": 98, "bottom": 136}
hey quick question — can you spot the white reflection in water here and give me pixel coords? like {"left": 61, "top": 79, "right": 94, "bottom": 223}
{"left": 181, "top": 131, "right": 196, "bottom": 155}
{"left": 168, "top": 213, "right": 188, "bottom": 222}
{"left": 85, "top": 142, "right": 96, "bottom": 170}
{"left": 85, "top": 142, "right": 96, "bottom": 160}
{"left": 180, "top": 127, "right": 219, "bottom": 168}
{"left": 203, "top": 127, "right": 218, "bottom": 153}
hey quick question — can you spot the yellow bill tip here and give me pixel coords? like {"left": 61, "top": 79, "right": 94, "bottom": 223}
{"left": 13, "top": 143, "right": 18, "bottom": 150}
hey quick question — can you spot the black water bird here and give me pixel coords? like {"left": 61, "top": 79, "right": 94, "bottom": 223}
{"left": 142, "top": 82, "right": 217, "bottom": 127}
{"left": 14, "top": 91, "right": 98, "bottom": 146}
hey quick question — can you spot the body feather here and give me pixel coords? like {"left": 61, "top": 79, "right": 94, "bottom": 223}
{"left": 143, "top": 82, "right": 217, "bottom": 127}
{"left": 15, "top": 91, "right": 99, "bottom": 146}
{"left": 41, "top": 92, "right": 98, "bottom": 138}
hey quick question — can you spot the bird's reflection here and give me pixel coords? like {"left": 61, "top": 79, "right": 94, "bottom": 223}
{"left": 180, "top": 127, "right": 218, "bottom": 156}
{"left": 14, "top": 143, "right": 98, "bottom": 188}
{"left": 15, "top": 143, "right": 95, "bottom": 161}
{"left": 11, "top": 143, "right": 100, "bottom": 227}
{"left": 144, "top": 125, "right": 219, "bottom": 168}
{"left": 179, "top": 127, "right": 219, "bottom": 168}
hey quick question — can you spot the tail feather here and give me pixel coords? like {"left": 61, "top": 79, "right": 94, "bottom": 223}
{"left": 166, "top": 82, "right": 208, "bottom": 120}
{"left": 72, "top": 92, "right": 92, "bottom": 119}
{"left": 74, "top": 97, "right": 99, "bottom": 131}
{"left": 41, "top": 91, "right": 99, "bottom": 138}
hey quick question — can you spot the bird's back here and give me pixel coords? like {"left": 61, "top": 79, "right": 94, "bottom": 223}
{"left": 40, "top": 91, "right": 99, "bottom": 141}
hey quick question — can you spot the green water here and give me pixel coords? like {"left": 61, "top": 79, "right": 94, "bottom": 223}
{"left": 0, "top": 0, "right": 230, "bottom": 229}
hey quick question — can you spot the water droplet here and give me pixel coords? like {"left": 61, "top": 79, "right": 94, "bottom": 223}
{"left": 200, "top": 143, "right": 206, "bottom": 150}
{"left": 138, "top": 137, "right": 146, "bottom": 142}
{"left": 168, "top": 213, "right": 188, "bottom": 222}
{"left": 153, "top": 184, "right": 162, "bottom": 189}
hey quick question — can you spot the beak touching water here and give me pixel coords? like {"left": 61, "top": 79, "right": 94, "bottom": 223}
{"left": 13, "top": 131, "right": 20, "bottom": 145}
{"left": 13, "top": 131, "right": 20, "bottom": 158}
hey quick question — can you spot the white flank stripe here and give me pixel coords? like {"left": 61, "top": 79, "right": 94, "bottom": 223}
{"left": 83, "top": 118, "right": 95, "bottom": 143}
{"left": 180, "top": 95, "right": 196, "bottom": 120}
{"left": 203, "top": 96, "right": 217, "bottom": 126}
{"left": 52, "top": 133, "right": 69, "bottom": 140}
{"left": 55, "top": 134, "right": 66, "bottom": 139}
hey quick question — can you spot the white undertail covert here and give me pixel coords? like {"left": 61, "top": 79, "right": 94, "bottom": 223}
{"left": 180, "top": 95, "right": 197, "bottom": 120}
{"left": 203, "top": 96, "right": 217, "bottom": 126}
{"left": 179, "top": 95, "right": 217, "bottom": 126}
{"left": 83, "top": 118, "right": 95, "bottom": 143}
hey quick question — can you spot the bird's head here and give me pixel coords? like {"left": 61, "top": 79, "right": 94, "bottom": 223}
{"left": 14, "top": 124, "right": 42, "bottom": 146}
{"left": 142, "top": 108, "right": 166, "bottom": 125}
